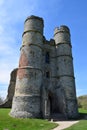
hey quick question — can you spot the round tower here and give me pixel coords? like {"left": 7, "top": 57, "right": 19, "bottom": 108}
{"left": 54, "top": 25, "right": 78, "bottom": 118}
{"left": 10, "top": 16, "right": 44, "bottom": 118}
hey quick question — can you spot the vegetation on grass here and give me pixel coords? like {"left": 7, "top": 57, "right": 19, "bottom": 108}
{"left": 77, "top": 95, "right": 87, "bottom": 109}
{"left": 0, "top": 109, "right": 57, "bottom": 130}
{"left": 64, "top": 108, "right": 87, "bottom": 130}
{"left": 64, "top": 120, "right": 87, "bottom": 130}
{"left": 79, "top": 108, "right": 87, "bottom": 114}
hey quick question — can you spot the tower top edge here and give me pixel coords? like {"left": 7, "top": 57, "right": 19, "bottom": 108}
{"left": 54, "top": 25, "right": 70, "bottom": 34}
{"left": 25, "top": 15, "right": 44, "bottom": 23}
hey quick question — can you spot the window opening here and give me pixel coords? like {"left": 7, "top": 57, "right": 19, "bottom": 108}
{"left": 45, "top": 52, "right": 50, "bottom": 63}
{"left": 46, "top": 71, "right": 50, "bottom": 78}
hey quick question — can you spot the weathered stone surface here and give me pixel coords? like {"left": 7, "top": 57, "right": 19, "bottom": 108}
{"left": 10, "top": 96, "right": 41, "bottom": 118}
{"left": 0, "top": 68, "right": 17, "bottom": 108}
{"left": 10, "top": 15, "right": 78, "bottom": 119}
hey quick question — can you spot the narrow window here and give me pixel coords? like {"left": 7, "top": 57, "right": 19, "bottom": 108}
{"left": 46, "top": 71, "right": 50, "bottom": 78}
{"left": 45, "top": 52, "right": 50, "bottom": 63}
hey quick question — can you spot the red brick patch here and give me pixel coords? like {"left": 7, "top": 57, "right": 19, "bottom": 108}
{"left": 19, "top": 50, "right": 29, "bottom": 67}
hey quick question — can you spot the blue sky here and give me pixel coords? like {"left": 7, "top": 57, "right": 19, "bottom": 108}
{"left": 0, "top": 0, "right": 87, "bottom": 99}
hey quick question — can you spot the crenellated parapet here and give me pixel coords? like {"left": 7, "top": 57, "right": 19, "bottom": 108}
{"left": 54, "top": 25, "right": 71, "bottom": 46}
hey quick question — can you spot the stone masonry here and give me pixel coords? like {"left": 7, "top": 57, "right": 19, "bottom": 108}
{"left": 10, "top": 15, "right": 78, "bottom": 119}
{"left": 0, "top": 69, "right": 17, "bottom": 108}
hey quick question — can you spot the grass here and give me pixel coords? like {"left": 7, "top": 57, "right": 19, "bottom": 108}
{"left": 64, "top": 120, "right": 87, "bottom": 130}
{"left": 0, "top": 109, "right": 57, "bottom": 130}
{"left": 64, "top": 108, "right": 87, "bottom": 130}
{"left": 79, "top": 108, "right": 87, "bottom": 113}
{"left": 1, "top": 108, "right": 87, "bottom": 130}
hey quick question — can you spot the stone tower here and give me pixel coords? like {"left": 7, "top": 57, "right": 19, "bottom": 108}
{"left": 54, "top": 26, "right": 78, "bottom": 118}
{"left": 10, "top": 15, "right": 78, "bottom": 119}
{"left": 10, "top": 16, "right": 44, "bottom": 118}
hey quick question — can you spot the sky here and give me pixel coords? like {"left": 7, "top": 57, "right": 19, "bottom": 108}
{"left": 0, "top": 0, "right": 87, "bottom": 99}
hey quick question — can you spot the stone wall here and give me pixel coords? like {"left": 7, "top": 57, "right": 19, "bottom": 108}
{"left": 0, "top": 68, "right": 17, "bottom": 108}
{"left": 10, "top": 16, "right": 44, "bottom": 118}
{"left": 9, "top": 15, "right": 78, "bottom": 119}
{"left": 54, "top": 25, "right": 78, "bottom": 118}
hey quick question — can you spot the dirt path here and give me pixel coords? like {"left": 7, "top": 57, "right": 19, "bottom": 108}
{"left": 52, "top": 120, "right": 79, "bottom": 130}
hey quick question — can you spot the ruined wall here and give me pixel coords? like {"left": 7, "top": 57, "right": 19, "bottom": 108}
{"left": 0, "top": 69, "right": 17, "bottom": 108}
{"left": 9, "top": 15, "right": 78, "bottom": 119}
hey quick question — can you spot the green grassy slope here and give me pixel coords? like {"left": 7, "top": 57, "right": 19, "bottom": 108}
{"left": 0, "top": 109, "right": 57, "bottom": 130}
{"left": 64, "top": 109, "right": 87, "bottom": 130}
{"left": 64, "top": 120, "right": 87, "bottom": 130}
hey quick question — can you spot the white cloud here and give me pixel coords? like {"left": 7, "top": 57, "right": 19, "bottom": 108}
{"left": 0, "top": 85, "right": 8, "bottom": 99}
{"left": 0, "top": 90, "right": 7, "bottom": 99}
{"left": 0, "top": 0, "right": 65, "bottom": 98}
{"left": 0, "top": 0, "right": 4, "bottom": 6}
{"left": 0, "top": 63, "right": 12, "bottom": 84}
{"left": 0, "top": 25, "right": 4, "bottom": 34}
{"left": 0, "top": 0, "right": 38, "bottom": 24}
{"left": 0, "top": 0, "right": 39, "bottom": 97}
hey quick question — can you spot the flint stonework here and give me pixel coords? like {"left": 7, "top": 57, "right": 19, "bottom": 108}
{"left": 0, "top": 69, "right": 17, "bottom": 108}
{"left": 10, "top": 15, "right": 78, "bottom": 119}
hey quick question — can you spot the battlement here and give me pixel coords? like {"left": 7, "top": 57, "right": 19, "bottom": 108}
{"left": 23, "top": 15, "right": 44, "bottom": 36}
{"left": 25, "top": 15, "right": 44, "bottom": 25}
{"left": 60, "top": 25, "right": 70, "bottom": 32}
{"left": 54, "top": 25, "right": 70, "bottom": 36}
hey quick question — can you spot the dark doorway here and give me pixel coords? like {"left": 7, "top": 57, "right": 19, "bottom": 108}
{"left": 48, "top": 93, "right": 61, "bottom": 114}
{"left": 48, "top": 92, "right": 54, "bottom": 115}
{"left": 48, "top": 95, "right": 52, "bottom": 114}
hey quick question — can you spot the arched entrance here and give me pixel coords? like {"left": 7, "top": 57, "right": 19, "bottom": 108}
{"left": 48, "top": 91, "right": 63, "bottom": 116}
{"left": 47, "top": 92, "right": 54, "bottom": 116}
{"left": 48, "top": 95, "right": 52, "bottom": 114}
